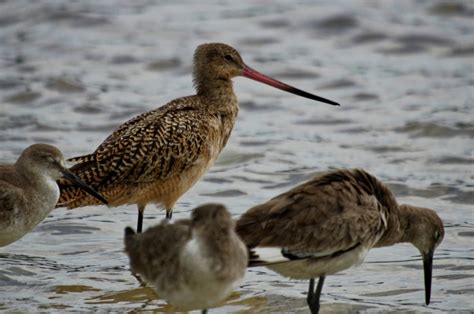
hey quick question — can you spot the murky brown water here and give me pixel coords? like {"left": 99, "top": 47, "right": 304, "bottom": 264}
{"left": 1, "top": 0, "right": 473, "bottom": 312}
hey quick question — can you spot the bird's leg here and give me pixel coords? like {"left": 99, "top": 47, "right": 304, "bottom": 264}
{"left": 165, "top": 208, "right": 173, "bottom": 220}
{"left": 307, "top": 278, "right": 315, "bottom": 307}
{"left": 307, "top": 275, "right": 326, "bottom": 314}
{"left": 137, "top": 204, "right": 146, "bottom": 233}
{"left": 201, "top": 309, "right": 208, "bottom": 314}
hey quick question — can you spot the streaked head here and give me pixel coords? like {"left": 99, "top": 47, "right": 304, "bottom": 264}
{"left": 193, "top": 43, "right": 245, "bottom": 88}
{"left": 193, "top": 42, "right": 340, "bottom": 106}
{"left": 400, "top": 204, "right": 444, "bottom": 305}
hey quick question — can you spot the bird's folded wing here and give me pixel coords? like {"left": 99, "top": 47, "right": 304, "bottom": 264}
{"left": 238, "top": 172, "right": 389, "bottom": 267}
{"left": 0, "top": 182, "right": 25, "bottom": 217}
{"left": 248, "top": 245, "right": 357, "bottom": 267}
{"left": 64, "top": 105, "right": 212, "bottom": 187}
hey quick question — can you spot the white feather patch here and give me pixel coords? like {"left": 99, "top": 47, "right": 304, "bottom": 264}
{"left": 250, "top": 247, "right": 289, "bottom": 264}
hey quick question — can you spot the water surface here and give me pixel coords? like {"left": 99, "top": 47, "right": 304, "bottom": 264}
{"left": 0, "top": 0, "right": 473, "bottom": 312}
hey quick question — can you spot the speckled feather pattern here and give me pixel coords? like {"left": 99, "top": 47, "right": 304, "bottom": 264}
{"left": 57, "top": 44, "right": 243, "bottom": 213}
{"left": 58, "top": 94, "right": 238, "bottom": 209}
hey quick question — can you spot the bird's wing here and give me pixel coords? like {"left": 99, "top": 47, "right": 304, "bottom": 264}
{"left": 125, "top": 219, "right": 191, "bottom": 277}
{"left": 65, "top": 101, "right": 213, "bottom": 188}
{"left": 0, "top": 181, "right": 25, "bottom": 220}
{"left": 237, "top": 169, "right": 391, "bottom": 266}
{"left": 68, "top": 109, "right": 160, "bottom": 164}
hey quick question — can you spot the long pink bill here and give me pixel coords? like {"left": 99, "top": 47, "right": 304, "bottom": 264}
{"left": 242, "top": 65, "right": 340, "bottom": 106}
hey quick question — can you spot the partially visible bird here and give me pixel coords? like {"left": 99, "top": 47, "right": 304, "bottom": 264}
{"left": 0, "top": 144, "right": 107, "bottom": 247}
{"left": 57, "top": 42, "right": 339, "bottom": 233}
{"left": 236, "top": 168, "right": 444, "bottom": 313}
{"left": 124, "top": 203, "right": 247, "bottom": 313}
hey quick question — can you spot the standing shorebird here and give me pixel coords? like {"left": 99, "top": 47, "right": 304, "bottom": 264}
{"left": 236, "top": 168, "right": 444, "bottom": 313}
{"left": 0, "top": 144, "right": 108, "bottom": 247}
{"left": 124, "top": 203, "right": 247, "bottom": 313}
{"left": 57, "top": 42, "right": 339, "bottom": 233}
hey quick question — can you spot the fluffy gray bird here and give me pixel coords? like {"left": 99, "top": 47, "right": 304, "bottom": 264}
{"left": 124, "top": 203, "right": 247, "bottom": 313}
{"left": 0, "top": 144, "right": 107, "bottom": 247}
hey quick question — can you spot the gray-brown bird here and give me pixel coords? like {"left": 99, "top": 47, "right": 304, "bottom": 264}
{"left": 124, "top": 203, "right": 247, "bottom": 313}
{"left": 0, "top": 144, "right": 107, "bottom": 247}
{"left": 57, "top": 42, "right": 339, "bottom": 233}
{"left": 236, "top": 168, "right": 444, "bottom": 313}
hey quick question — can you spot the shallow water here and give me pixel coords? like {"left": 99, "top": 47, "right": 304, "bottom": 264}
{"left": 0, "top": 0, "right": 473, "bottom": 312}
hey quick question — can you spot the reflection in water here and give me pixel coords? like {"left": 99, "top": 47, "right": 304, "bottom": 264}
{"left": 87, "top": 287, "right": 158, "bottom": 304}
{"left": 54, "top": 285, "right": 101, "bottom": 294}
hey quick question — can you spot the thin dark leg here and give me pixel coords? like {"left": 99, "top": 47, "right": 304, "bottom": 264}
{"left": 307, "top": 278, "right": 315, "bottom": 305}
{"left": 137, "top": 204, "right": 145, "bottom": 233}
{"left": 307, "top": 276, "right": 325, "bottom": 314}
{"left": 315, "top": 275, "right": 325, "bottom": 307}
{"left": 165, "top": 209, "right": 173, "bottom": 219}
{"left": 201, "top": 309, "right": 208, "bottom": 314}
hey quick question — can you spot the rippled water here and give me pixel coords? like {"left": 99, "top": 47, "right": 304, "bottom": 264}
{"left": 0, "top": 0, "right": 473, "bottom": 312}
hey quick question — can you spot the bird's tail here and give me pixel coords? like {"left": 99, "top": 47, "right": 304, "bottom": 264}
{"left": 124, "top": 227, "right": 138, "bottom": 255}
{"left": 57, "top": 181, "right": 104, "bottom": 208}
{"left": 56, "top": 154, "right": 105, "bottom": 208}
{"left": 247, "top": 247, "right": 294, "bottom": 267}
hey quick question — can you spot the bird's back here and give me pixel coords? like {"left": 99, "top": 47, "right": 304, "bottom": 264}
{"left": 0, "top": 166, "right": 27, "bottom": 217}
{"left": 58, "top": 96, "right": 227, "bottom": 209}
{"left": 237, "top": 168, "right": 398, "bottom": 251}
{"left": 124, "top": 220, "right": 191, "bottom": 282}
{"left": 0, "top": 165, "right": 19, "bottom": 185}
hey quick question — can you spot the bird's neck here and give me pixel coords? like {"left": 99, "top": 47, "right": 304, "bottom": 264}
{"left": 376, "top": 204, "right": 412, "bottom": 247}
{"left": 196, "top": 78, "right": 237, "bottom": 105}
{"left": 15, "top": 163, "right": 59, "bottom": 200}
{"left": 195, "top": 225, "right": 236, "bottom": 259}
{"left": 396, "top": 204, "right": 427, "bottom": 244}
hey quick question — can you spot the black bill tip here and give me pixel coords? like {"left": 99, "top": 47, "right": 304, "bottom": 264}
{"left": 241, "top": 65, "right": 341, "bottom": 107}
{"left": 423, "top": 250, "right": 434, "bottom": 305}
{"left": 286, "top": 86, "right": 341, "bottom": 106}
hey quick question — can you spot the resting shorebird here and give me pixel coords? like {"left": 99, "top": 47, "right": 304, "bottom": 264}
{"left": 57, "top": 42, "right": 339, "bottom": 233}
{"left": 124, "top": 203, "right": 247, "bottom": 313}
{"left": 236, "top": 168, "right": 444, "bottom": 313}
{"left": 0, "top": 144, "right": 107, "bottom": 247}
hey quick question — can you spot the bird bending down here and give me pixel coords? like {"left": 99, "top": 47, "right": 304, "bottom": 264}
{"left": 57, "top": 42, "right": 339, "bottom": 233}
{"left": 236, "top": 168, "right": 444, "bottom": 313}
{"left": 124, "top": 203, "right": 247, "bottom": 313}
{"left": 0, "top": 144, "right": 107, "bottom": 247}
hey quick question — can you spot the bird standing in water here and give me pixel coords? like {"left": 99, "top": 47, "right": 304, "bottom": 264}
{"left": 58, "top": 43, "right": 339, "bottom": 233}
{"left": 0, "top": 144, "right": 107, "bottom": 247}
{"left": 124, "top": 203, "right": 247, "bottom": 313}
{"left": 236, "top": 168, "right": 444, "bottom": 313}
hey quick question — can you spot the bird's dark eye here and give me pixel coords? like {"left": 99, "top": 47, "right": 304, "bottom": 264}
{"left": 224, "top": 54, "right": 234, "bottom": 62}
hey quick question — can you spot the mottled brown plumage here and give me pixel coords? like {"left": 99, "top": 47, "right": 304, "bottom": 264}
{"left": 124, "top": 203, "right": 247, "bottom": 312}
{"left": 236, "top": 168, "right": 444, "bottom": 313}
{"left": 57, "top": 42, "right": 339, "bottom": 232}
